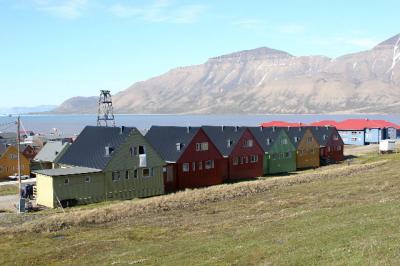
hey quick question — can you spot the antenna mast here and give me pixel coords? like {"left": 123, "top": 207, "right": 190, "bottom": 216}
{"left": 97, "top": 90, "right": 115, "bottom": 127}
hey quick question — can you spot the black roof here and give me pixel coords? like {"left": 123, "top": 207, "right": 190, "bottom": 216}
{"left": 248, "top": 126, "right": 285, "bottom": 152}
{"left": 305, "top": 126, "right": 343, "bottom": 146}
{"left": 277, "top": 126, "right": 309, "bottom": 148}
{"left": 201, "top": 126, "right": 246, "bottom": 156}
{"left": 145, "top": 126, "right": 200, "bottom": 162}
{"left": 57, "top": 126, "right": 136, "bottom": 170}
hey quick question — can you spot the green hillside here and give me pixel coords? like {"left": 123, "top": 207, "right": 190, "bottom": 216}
{"left": 0, "top": 150, "right": 399, "bottom": 265}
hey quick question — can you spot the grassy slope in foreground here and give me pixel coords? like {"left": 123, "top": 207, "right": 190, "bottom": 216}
{"left": 1, "top": 152, "right": 400, "bottom": 265}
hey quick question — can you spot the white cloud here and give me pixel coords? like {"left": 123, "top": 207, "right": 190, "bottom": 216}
{"left": 110, "top": 1, "right": 206, "bottom": 24}
{"left": 233, "top": 19, "right": 306, "bottom": 35}
{"left": 32, "top": 0, "right": 89, "bottom": 19}
{"left": 277, "top": 24, "right": 305, "bottom": 34}
{"left": 346, "top": 38, "right": 378, "bottom": 48}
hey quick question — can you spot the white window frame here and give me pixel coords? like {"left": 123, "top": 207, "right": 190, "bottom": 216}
{"left": 205, "top": 160, "right": 214, "bottom": 170}
{"left": 84, "top": 176, "right": 91, "bottom": 183}
{"left": 64, "top": 178, "right": 70, "bottom": 185}
{"left": 182, "top": 163, "right": 189, "bottom": 172}
{"left": 142, "top": 168, "right": 152, "bottom": 178}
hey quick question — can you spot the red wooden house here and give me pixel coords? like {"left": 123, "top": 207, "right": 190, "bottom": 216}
{"left": 202, "top": 126, "right": 264, "bottom": 180}
{"left": 145, "top": 126, "right": 225, "bottom": 192}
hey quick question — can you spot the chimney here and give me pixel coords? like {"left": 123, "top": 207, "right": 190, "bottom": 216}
{"left": 186, "top": 126, "right": 191, "bottom": 133}
{"left": 272, "top": 126, "right": 276, "bottom": 132}
{"left": 120, "top": 126, "right": 125, "bottom": 134}
{"left": 235, "top": 126, "right": 239, "bottom": 132}
{"left": 105, "top": 145, "right": 114, "bottom": 156}
{"left": 221, "top": 125, "right": 225, "bottom": 131}
{"left": 259, "top": 126, "right": 263, "bottom": 131}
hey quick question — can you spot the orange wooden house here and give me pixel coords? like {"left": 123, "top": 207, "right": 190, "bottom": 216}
{"left": 0, "top": 145, "right": 30, "bottom": 180}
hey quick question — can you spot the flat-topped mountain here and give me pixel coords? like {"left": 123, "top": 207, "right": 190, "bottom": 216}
{"left": 53, "top": 33, "right": 400, "bottom": 114}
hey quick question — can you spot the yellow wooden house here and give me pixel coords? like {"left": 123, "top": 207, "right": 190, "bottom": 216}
{"left": 0, "top": 145, "right": 30, "bottom": 180}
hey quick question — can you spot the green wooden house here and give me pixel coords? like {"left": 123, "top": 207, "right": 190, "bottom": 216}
{"left": 34, "top": 126, "right": 165, "bottom": 208}
{"left": 249, "top": 127, "right": 297, "bottom": 175}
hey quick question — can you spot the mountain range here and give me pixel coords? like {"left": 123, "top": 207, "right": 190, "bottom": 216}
{"left": 53, "top": 33, "right": 400, "bottom": 114}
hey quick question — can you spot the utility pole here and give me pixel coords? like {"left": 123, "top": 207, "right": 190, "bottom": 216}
{"left": 16, "top": 116, "right": 24, "bottom": 213}
{"left": 97, "top": 90, "right": 115, "bottom": 127}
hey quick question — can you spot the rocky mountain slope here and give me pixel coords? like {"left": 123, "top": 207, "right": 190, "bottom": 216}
{"left": 53, "top": 34, "right": 400, "bottom": 114}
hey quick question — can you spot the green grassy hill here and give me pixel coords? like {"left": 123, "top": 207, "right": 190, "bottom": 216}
{"left": 0, "top": 150, "right": 400, "bottom": 265}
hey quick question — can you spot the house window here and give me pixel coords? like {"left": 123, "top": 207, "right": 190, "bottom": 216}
{"left": 244, "top": 139, "right": 253, "bottom": 148}
{"left": 327, "top": 147, "right": 331, "bottom": 152}
{"left": 323, "top": 135, "right": 327, "bottom": 140}
{"left": 333, "top": 135, "right": 339, "bottom": 140}
{"left": 294, "top": 137, "right": 299, "bottom": 143}
{"left": 196, "top": 142, "right": 208, "bottom": 151}
{"left": 125, "top": 170, "right": 130, "bottom": 179}
{"left": 0, "top": 166, "right": 3, "bottom": 173}
{"left": 307, "top": 137, "right": 313, "bottom": 143}
{"left": 112, "top": 171, "right": 120, "bottom": 182}
{"left": 284, "top": 152, "right": 290, "bottom": 158}
{"left": 133, "top": 169, "right": 138, "bottom": 178}
{"left": 281, "top": 138, "right": 288, "bottom": 145}
{"left": 84, "top": 176, "right": 91, "bottom": 183}
{"left": 298, "top": 149, "right": 304, "bottom": 155}
{"left": 199, "top": 161, "right": 203, "bottom": 170}
{"left": 183, "top": 163, "right": 189, "bottom": 172}
{"left": 279, "top": 153, "right": 284, "bottom": 159}
{"left": 205, "top": 160, "right": 214, "bottom": 169}
{"left": 138, "top": 145, "right": 145, "bottom": 154}
{"left": 227, "top": 139, "right": 233, "bottom": 147}
{"left": 233, "top": 157, "right": 238, "bottom": 165}
{"left": 239, "top": 156, "right": 244, "bottom": 164}
{"left": 337, "top": 146, "right": 342, "bottom": 151}
{"left": 192, "top": 162, "right": 196, "bottom": 172}
{"left": 9, "top": 154, "right": 17, "bottom": 160}
{"left": 64, "top": 178, "right": 69, "bottom": 185}
{"left": 250, "top": 155, "right": 258, "bottom": 163}
{"left": 142, "top": 168, "right": 152, "bottom": 177}
{"left": 244, "top": 156, "right": 248, "bottom": 164}
{"left": 130, "top": 147, "right": 138, "bottom": 157}
{"left": 201, "top": 142, "right": 208, "bottom": 151}
{"left": 177, "top": 143, "right": 183, "bottom": 151}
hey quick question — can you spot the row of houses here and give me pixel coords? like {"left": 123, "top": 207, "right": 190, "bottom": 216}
{"left": 34, "top": 125, "right": 344, "bottom": 208}
{"left": 310, "top": 119, "right": 400, "bottom": 145}
{"left": 0, "top": 130, "right": 73, "bottom": 180}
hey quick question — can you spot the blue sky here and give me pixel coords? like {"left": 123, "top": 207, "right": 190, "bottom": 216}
{"left": 1, "top": 0, "right": 399, "bottom": 108}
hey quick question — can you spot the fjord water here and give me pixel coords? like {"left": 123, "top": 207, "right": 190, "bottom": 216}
{"left": 0, "top": 114, "right": 399, "bottom": 136}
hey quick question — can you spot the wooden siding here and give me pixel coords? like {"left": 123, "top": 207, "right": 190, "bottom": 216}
{"left": 104, "top": 129, "right": 165, "bottom": 199}
{"left": 175, "top": 129, "right": 224, "bottom": 190}
{"left": 264, "top": 130, "right": 297, "bottom": 175}
{"left": 296, "top": 129, "right": 320, "bottom": 169}
{"left": 228, "top": 129, "right": 264, "bottom": 180}
{"left": 36, "top": 173, "right": 54, "bottom": 208}
{"left": 0, "top": 146, "right": 30, "bottom": 180}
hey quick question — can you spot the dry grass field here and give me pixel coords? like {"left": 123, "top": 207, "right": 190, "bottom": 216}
{"left": 0, "top": 147, "right": 399, "bottom": 265}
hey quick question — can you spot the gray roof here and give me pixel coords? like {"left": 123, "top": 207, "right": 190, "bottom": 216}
{"left": 0, "top": 144, "right": 7, "bottom": 157}
{"left": 57, "top": 126, "right": 136, "bottom": 169}
{"left": 145, "top": 126, "right": 200, "bottom": 162}
{"left": 201, "top": 126, "right": 246, "bottom": 156}
{"left": 278, "top": 127, "right": 309, "bottom": 148}
{"left": 33, "top": 166, "right": 101, "bottom": 176}
{"left": 305, "top": 126, "right": 343, "bottom": 146}
{"left": 248, "top": 126, "right": 285, "bottom": 152}
{"left": 0, "top": 132, "right": 17, "bottom": 140}
{"left": 34, "top": 141, "right": 70, "bottom": 163}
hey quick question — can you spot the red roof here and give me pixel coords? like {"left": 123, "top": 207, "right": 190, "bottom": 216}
{"left": 261, "top": 119, "right": 400, "bottom": 130}
{"left": 260, "top": 121, "right": 306, "bottom": 127}
{"left": 309, "top": 120, "right": 338, "bottom": 127}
